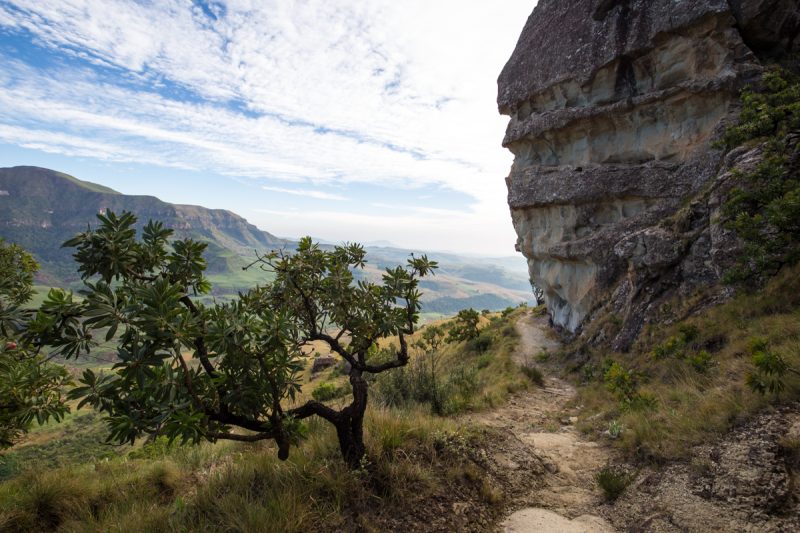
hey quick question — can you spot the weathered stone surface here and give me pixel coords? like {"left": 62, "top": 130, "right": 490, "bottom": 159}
{"left": 311, "top": 355, "right": 337, "bottom": 374}
{"left": 498, "top": 0, "right": 799, "bottom": 348}
{"left": 609, "top": 406, "right": 800, "bottom": 531}
{"left": 730, "top": 0, "right": 800, "bottom": 54}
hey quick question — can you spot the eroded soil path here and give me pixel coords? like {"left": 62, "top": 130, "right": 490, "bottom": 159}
{"left": 470, "top": 311, "right": 800, "bottom": 533}
{"left": 466, "top": 310, "right": 616, "bottom": 532}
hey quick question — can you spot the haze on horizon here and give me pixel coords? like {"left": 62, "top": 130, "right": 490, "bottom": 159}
{"left": 0, "top": 0, "right": 537, "bottom": 256}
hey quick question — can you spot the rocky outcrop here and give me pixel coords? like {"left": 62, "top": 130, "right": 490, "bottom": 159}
{"left": 498, "top": 0, "right": 799, "bottom": 349}
{"left": 609, "top": 405, "right": 800, "bottom": 531}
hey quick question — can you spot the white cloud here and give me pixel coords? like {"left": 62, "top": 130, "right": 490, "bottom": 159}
{"left": 0, "top": 0, "right": 536, "bottom": 255}
{"left": 262, "top": 185, "right": 346, "bottom": 201}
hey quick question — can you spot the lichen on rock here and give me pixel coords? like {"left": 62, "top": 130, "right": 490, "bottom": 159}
{"left": 498, "top": 0, "right": 799, "bottom": 349}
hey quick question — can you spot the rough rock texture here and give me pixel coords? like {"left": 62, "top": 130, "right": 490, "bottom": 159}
{"left": 607, "top": 406, "right": 800, "bottom": 532}
{"left": 498, "top": 0, "right": 800, "bottom": 349}
{"left": 310, "top": 355, "right": 337, "bottom": 374}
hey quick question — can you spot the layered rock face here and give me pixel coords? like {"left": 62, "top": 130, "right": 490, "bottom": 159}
{"left": 499, "top": 0, "right": 799, "bottom": 348}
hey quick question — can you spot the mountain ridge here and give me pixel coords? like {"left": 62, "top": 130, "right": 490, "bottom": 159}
{"left": 0, "top": 166, "right": 535, "bottom": 313}
{"left": 0, "top": 166, "right": 286, "bottom": 283}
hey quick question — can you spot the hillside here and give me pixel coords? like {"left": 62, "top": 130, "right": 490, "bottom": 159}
{"left": 0, "top": 166, "right": 286, "bottom": 285}
{"left": 0, "top": 166, "right": 534, "bottom": 313}
{"left": 2, "top": 1, "right": 800, "bottom": 531}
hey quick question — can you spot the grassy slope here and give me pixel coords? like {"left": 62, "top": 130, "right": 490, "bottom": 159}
{"left": 571, "top": 263, "right": 800, "bottom": 461}
{"left": 56, "top": 172, "right": 120, "bottom": 195}
{"left": 0, "top": 309, "right": 537, "bottom": 532}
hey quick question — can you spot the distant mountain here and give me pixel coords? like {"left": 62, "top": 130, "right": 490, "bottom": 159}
{"left": 0, "top": 166, "right": 286, "bottom": 286}
{"left": 0, "top": 166, "right": 534, "bottom": 313}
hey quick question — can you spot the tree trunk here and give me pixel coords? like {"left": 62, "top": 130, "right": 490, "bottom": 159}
{"left": 336, "top": 369, "right": 368, "bottom": 468}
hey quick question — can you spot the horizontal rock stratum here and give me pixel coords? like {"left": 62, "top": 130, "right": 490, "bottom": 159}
{"left": 498, "top": 0, "right": 799, "bottom": 349}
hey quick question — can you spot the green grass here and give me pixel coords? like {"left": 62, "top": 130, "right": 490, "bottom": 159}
{"left": 574, "top": 263, "right": 800, "bottom": 460}
{"left": 0, "top": 407, "right": 494, "bottom": 532}
{"left": 57, "top": 172, "right": 120, "bottom": 195}
{"left": 0, "top": 410, "right": 131, "bottom": 481}
{"left": 0, "top": 310, "right": 536, "bottom": 531}
{"left": 372, "top": 310, "right": 529, "bottom": 415}
{"left": 521, "top": 365, "right": 544, "bottom": 386}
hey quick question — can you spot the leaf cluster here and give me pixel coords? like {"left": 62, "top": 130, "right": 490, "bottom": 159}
{"left": 446, "top": 308, "right": 481, "bottom": 343}
{"left": 720, "top": 67, "right": 800, "bottom": 284}
{"left": 746, "top": 337, "right": 800, "bottom": 395}
{"left": 0, "top": 241, "right": 70, "bottom": 448}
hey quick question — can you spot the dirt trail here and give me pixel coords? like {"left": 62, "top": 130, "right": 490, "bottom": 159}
{"left": 467, "top": 310, "right": 616, "bottom": 532}
{"left": 471, "top": 312, "right": 800, "bottom": 532}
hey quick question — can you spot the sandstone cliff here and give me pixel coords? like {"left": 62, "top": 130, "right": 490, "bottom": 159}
{"left": 499, "top": 0, "right": 799, "bottom": 349}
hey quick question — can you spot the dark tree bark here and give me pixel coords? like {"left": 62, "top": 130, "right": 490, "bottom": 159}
{"left": 335, "top": 369, "right": 369, "bottom": 468}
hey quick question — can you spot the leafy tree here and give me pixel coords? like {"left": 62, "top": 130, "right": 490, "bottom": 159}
{"left": 0, "top": 240, "right": 70, "bottom": 448}
{"left": 30, "top": 211, "right": 436, "bottom": 467}
{"left": 446, "top": 308, "right": 481, "bottom": 343}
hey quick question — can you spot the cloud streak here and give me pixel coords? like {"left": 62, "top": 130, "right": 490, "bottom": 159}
{"left": 262, "top": 185, "right": 346, "bottom": 201}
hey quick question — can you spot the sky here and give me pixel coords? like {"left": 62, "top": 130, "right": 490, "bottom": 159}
{"left": 0, "top": 0, "right": 536, "bottom": 256}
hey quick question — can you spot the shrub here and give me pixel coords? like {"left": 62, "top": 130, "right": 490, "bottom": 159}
{"left": 372, "top": 354, "right": 482, "bottom": 416}
{"left": 446, "top": 366, "right": 480, "bottom": 405}
{"left": 746, "top": 337, "right": 799, "bottom": 394}
{"left": 678, "top": 324, "right": 700, "bottom": 344}
{"left": 475, "top": 353, "right": 492, "bottom": 369}
{"left": 603, "top": 362, "right": 636, "bottom": 402}
{"left": 468, "top": 331, "right": 493, "bottom": 354}
{"left": 595, "top": 465, "right": 633, "bottom": 501}
{"left": 650, "top": 324, "right": 713, "bottom": 373}
{"left": 626, "top": 391, "right": 658, "bottom": 412}
{"left": 607, "top": 420, "right": 623, "bottom": 439}
{"left": 311, "top": 382, "right": 349, "bottom": 402}
{"left": 719, "top": 67, "right": 800, "bottom": 284}
{"left": 535, "top": 348, "right": 551, "bottom": 362}
{"left": 689, "top": 350, "right": 714, "bottom": 373}
{"left": 521, "top": 365, "right": 544, "bottom": 386}
{"left": 604, "top": 362, "right": 658, "bottom": 411}
{"left": 447, "top": 308, "right": 481, "bottom": 343}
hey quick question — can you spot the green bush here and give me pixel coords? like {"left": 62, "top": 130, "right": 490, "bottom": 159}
{"left": 476, "top": 353, "right": 492, "bottom": 369}
{"left": 607, "top": 420, "right": 623, "bottom": 439}
{"left": 373, "top": 359, "right": 482, "bottom": 416}
{"left": 720, "top": 67, "right": 800, "bottom": 284}
{"left": 468, "top": 331, "right": 493, "bottom": 354}
{"left": 603, "top": 362, "right": 636, "bottom": 402}
{"left": 626, "top": 391, "right": 658, "bottom": 412}
{"left": 521, "top": 366, "right": 544, "bottom": 386}
{"left": 650, "top": 325, "right": 713, "bottom": 373}
{"left": 689, "top": 350, "right": 714, "bottom": 373}
{"left": 604, "top": 362, "right": 658, "bottom": 410}
{"left": 311, "top": 381, "right": 349, "bottom": 402}
{"left": 535, "top": 348, "right": 551, "bottom": 362}
{"left": 447, "top": 308, "right": 481, "bottom": 342}
{"left": 746, "top": 337, "right": 799, "bottom": 394}
{"left": 595, "top": 465, "right": 633, "bottom": 501}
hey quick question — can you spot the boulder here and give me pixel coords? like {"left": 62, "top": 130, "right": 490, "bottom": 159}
{"left": 311, "top": 355, "right": 337, "bottom": 374}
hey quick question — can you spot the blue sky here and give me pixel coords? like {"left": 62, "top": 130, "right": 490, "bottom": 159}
{"left": 0, "top": 0, "right": 535, "bottom": 255}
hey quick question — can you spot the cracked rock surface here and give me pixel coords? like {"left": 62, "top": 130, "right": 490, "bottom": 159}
{"left": 498, "top": 0, "right": 799, "bottom": 349}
